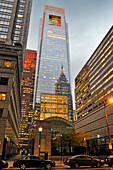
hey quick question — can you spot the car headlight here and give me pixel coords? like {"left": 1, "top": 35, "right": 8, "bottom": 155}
{"left": 2, "top": 161, "right": 6, "bottom": 164}
{"left": 101, "top": 160, "right": 104, "bottom": 162}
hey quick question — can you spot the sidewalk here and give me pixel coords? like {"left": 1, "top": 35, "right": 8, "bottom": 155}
{"left": 54, "top": 161, "right": 68, "bottom": 167}
{"left": 6, "top": 154, "right": 22, "bottom": 168}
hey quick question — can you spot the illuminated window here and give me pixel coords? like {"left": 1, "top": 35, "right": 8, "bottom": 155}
{"left": 0, "top": 93, "right": 6, "bottom": 101}
{"left": 49, "top": 15, "right": 61, "bottom": 27}
{"left": 4, "top": 61, "right": 11, "bottom": 67}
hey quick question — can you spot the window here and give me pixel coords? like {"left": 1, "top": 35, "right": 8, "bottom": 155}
{"left": 0, "top": 77, "right": 8, "bottom": 85}
{"left": 4, "top": 61, "right": 11, "bottom": 67}
{"left": 0, "top": 93, "right": 6, "bottom": 100}
{"left": 0, "top": 109, "right": 3, "bottom": 117}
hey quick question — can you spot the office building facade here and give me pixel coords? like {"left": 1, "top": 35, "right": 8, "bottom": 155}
{"left": 40, "top": 93, "right": 68, "bottom": 120}
{"left": 19, "top": 50, "right": 37, "bottom": 148}
{"left": 74, "top": 26, "right": 113, "bottom": 153}
{"left": 0, "top": 0, "right": 33, "bottom": 80}
{"left": 0, "top": 0, "right": 32, "bottom": 158}
{"left": 0, "top": 44, "right": 22, "bottom": 159}
{"left": 34, "top": 5, "right": 72, "bottom": 115}
{"left": 55, "top": 66, "right": 73, "bottom": 121}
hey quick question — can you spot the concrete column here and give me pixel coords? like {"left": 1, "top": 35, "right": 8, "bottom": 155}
{"left": 34, "top": 121, "right": 51, "bottom": 156}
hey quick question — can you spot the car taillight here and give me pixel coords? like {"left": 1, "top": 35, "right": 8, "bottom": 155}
{"left": 108, "top": 158, "right": 111, "bottom": 161}
{"left": 68, "top": 159, "right": 70, "bottom": 161}
{"left": 14, "top": 160, "right": 17, "bottom": 163}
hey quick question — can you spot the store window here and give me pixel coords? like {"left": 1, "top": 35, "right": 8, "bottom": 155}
{"left": 4, "top": 61, "right": 11, "bottom": 67}
{"left": 0, "top": 93, "right": 6, "bottom": 101}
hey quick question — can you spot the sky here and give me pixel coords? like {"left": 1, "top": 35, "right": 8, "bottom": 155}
{"left": 27, "top": 0, "right": 113, "bottom": 109}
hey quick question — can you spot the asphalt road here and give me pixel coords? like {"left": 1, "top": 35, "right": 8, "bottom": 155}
{"left": 55, "top": 167, "right": 113, "bottom": 170}
{"left": 3, "top": 165, "right": 113, "bottom": 170}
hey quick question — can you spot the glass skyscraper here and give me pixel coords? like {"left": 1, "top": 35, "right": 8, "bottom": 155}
{"left": 34, "top": 5, "right": 72, "bottom": 118}
{"left": 19, "top": 50, "right": 37, "bottom": 148}
{"left": 55, "top": 66, "right": 73, "bottom": 121}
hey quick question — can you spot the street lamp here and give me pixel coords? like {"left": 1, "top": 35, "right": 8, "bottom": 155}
{"left": 104, "top": 96, "right": 113, "bottom": 151}
{"left": 38, "top": 127, "right": 43, "bottom": 156}
{"left": 60, "top": 135, "right": 62, "bottom": 156}
{"left": 97, "top": 134, "right": 100, "bottom": 138}
{"left": 108, "top": 97, "right": 113, "bottom": 104}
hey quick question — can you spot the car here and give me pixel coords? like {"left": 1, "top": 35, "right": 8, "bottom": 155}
{"left": 104, "top": 155, "right": 113, "bottom": 167}
{"left": 64, "top": 154, "right": 104, "bottom": 168}
{"left": 0, "top": 159, "right": 8, "bottom": 170}
{"left": 13, "top": 155, "right": 55, "bottom": 170}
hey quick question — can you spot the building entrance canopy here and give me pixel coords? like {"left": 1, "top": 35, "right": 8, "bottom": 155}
{"left": 44, "top": 117, "right": 73, "bottom": 132}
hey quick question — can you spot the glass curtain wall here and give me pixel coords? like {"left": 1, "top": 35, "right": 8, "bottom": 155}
{"left": 34, "top": 5, "right": 72, "bottom": 108}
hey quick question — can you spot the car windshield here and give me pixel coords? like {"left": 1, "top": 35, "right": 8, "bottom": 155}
{"left": 20, "top": 157, "right": 27, "bottom": 160}
{"left": 91, "top": 156, "right": 99, "bottom": 159}
{"left": 38, "top": 156, "right": 43, "bottom": 160}
{"left": 22, "top": 156, "right": 43, "bottom": 160}
{"left": 70, "top": 155, "right": 84, "bottom": 159}
{"left": 70, "top": 156, "right": 78, "bottom": 159}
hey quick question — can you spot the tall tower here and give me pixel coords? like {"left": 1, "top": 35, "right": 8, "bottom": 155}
{"left": 34, "top": 5, "right": 72, "bottom": 112}
{"left": 19, "top": 50, "right": 37, "bottom": 148}
{"left": 55, "top": 65, "right": 73, "bottom": 121}
{"left": 0, "top": 0, "right": 32, "bottom": 159}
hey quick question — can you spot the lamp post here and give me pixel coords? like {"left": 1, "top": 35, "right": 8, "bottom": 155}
{"left": 69, "top": 139, "right": 71, "bottom": 155}
{"left": 32, "top": 130, "right": 35, "bottom": 155}
{"left": 60, "top": 135, "right": 62, "bottom": 156}
{"left": 104, "top": 97, "right": 113, "bottom": 151}
{"left": 38, "top": 127, "right": 43, "bottom": 156}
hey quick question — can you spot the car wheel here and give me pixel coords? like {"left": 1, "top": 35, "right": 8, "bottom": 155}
{"left": 96, "top": 162, "right": 101, "bottom": 168}
{"left": 109, "top": 164, "right": 112, "bottom": 167}
{"left": 70, "top": 165, "right": 74, "bottom": 168}
{"left": 75, "top": 163, "right": 79, "bottom": 168}
{"left": 20, "top": 164, "right": 26, "bottom": 170}
{"left": 45, "top": 164, "right": 52, "bottom": 169}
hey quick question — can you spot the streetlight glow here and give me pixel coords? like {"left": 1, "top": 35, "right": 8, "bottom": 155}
{"left": 108, "top": 97, "right": 113, "bottom": 104}
{"left": 38, "top": 126, "right": 43, "bottom": 156}
{"left": 97, "top": 134, "right": 100, "bottom": 138}
{"left": 39, "top": 127, "right": 43, "bottom": 132}
{"left": 104, "top": 96, "right": 113, "bottom": 152}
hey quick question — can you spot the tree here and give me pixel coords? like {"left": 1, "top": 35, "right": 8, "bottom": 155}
{"left": 52, "top": 129, "right": 91, "bottom": 148}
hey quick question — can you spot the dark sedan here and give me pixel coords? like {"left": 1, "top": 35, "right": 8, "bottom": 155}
{"left": 13, "top": 155, "right": 55, "bottom": 170}
{"left": 64, "top": 154, "right": 104, "bottom": 168}
{"left": 104, "top": 155, "right": 113, "bottom": 167}
{"left": 0, "top": 159, "right": 8, "bottom": 170}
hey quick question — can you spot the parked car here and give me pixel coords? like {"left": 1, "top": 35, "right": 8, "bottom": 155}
{"left": 64, "top": 154, "right": 104, "bottom": 168}
{"left": 13, "top": 155, "right": 55, "bottom": 170}
{"left": 0, "top": 159, "right": 8, "bottom": 170}
{"left": 104, "top": 155, "right": 113, "bottom": 167}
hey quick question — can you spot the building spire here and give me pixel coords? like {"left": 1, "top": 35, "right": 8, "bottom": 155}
{"left": 61, "top": 63, "right": 63, "bottom": 73}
